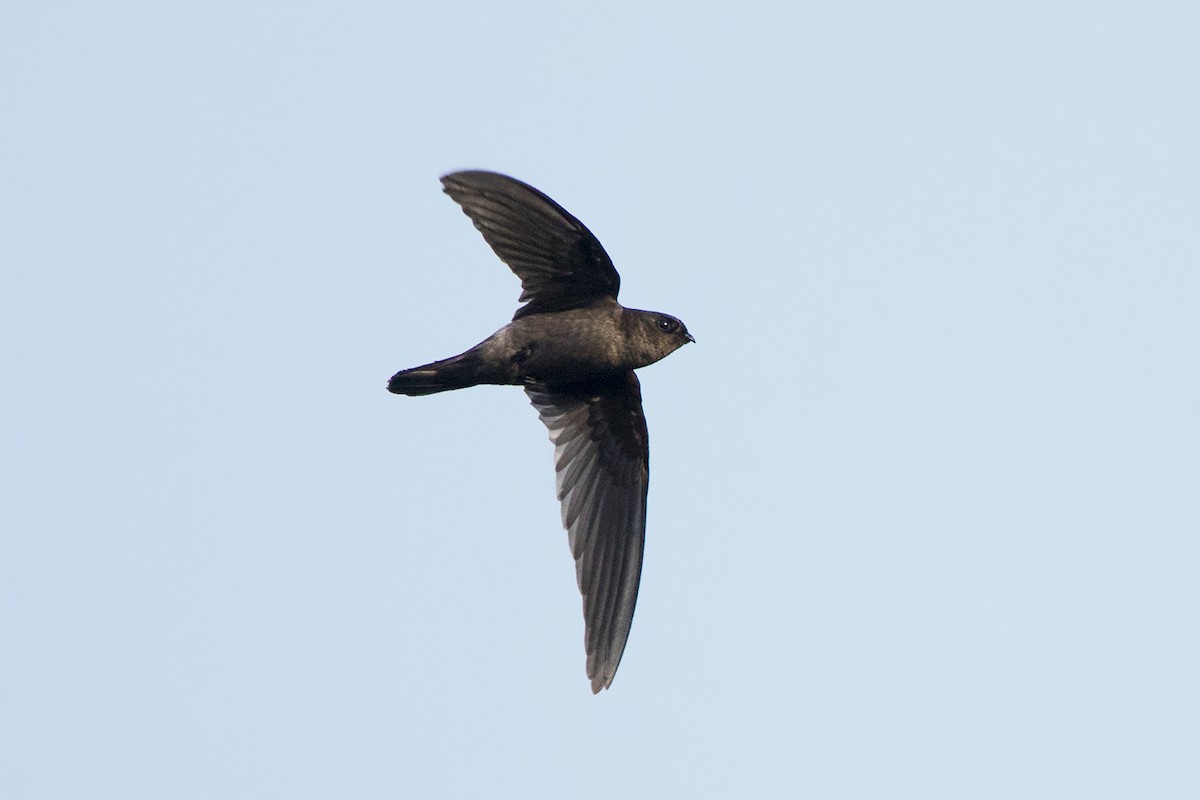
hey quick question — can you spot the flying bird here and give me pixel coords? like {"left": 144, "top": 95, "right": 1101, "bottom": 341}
{"left": 387, "top": 171, "right": 693, "bottom": 692}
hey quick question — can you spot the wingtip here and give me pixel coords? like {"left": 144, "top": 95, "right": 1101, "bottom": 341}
{"left": 588, "top": 659, "right": 618, "bottom": 694}
{"left": 440, "top": 169, "right": 504, "bottom": 190}
{"left": 438, "top": 171, "right": 466, "bottom": 195}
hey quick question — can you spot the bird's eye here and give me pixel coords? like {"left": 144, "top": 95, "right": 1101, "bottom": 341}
{"left": 657, "top": 318, "right": 677, "bottom": 333}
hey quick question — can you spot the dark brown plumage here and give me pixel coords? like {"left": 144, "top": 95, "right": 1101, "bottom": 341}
{"left": 388, "top": 171, "right": 692, "bottom": 692}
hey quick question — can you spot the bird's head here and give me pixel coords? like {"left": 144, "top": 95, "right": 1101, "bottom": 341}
{"left": 627, "top": 310, "right": 694, "bottom": 368}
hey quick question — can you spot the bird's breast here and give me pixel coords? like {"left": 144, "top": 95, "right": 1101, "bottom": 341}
{"left": 504, "top": 308, "right": 627, "bottom": 382}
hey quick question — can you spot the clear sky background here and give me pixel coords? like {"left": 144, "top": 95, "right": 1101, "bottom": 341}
{"left": 3, "top": 2, "right": 1198, "bottom": 797}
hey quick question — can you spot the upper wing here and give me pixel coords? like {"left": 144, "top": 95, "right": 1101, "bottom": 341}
{"left": 525, "top": 372, "right": 649, "bottom": 693}
{"left": 441, "top": 171, "right": 621, "bottom": 320}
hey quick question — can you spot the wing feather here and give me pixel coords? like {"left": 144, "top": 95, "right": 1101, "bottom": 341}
{"left": 441, "top": 171, "right": 622, "bottom": 319}
{"left": 526, "top": 372, "right": 650, "bottom": 692}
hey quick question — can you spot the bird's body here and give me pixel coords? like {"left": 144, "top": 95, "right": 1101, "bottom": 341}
{"left": 388, "top": 297, "right": 688, "bottom": 394}
{"left": 388, "top": 171, "right": 692, "bottom": 692}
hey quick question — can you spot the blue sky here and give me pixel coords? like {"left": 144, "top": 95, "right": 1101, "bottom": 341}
{"left": 3, "top": 2, "right": 1198, "bottom": 797}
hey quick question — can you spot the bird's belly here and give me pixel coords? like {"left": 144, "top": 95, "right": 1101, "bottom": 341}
{"left": 502, "top": 310, "right": 626, "bottom": 382}
{"left": 518, "top": 340, "right": 622, "bottom": 382}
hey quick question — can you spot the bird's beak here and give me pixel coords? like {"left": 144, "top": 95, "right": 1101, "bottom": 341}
{"left": 685, "top": 333, "right": 696, "bottom": 343}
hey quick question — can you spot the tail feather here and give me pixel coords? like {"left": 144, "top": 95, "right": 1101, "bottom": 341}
{"left": 387, "top": 353, "right": 481, "bottom": 396}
